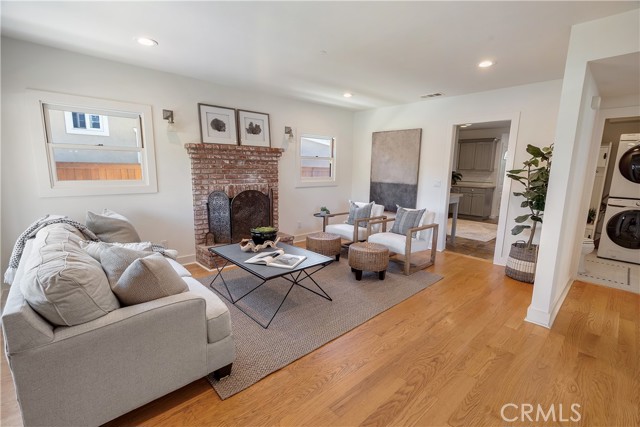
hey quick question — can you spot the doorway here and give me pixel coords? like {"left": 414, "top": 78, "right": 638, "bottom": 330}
{"left": 447, "top": 120, "right": 511, "bottom": 261}
{"left": 577, "top": 115, "right": 640, "bottom": 294}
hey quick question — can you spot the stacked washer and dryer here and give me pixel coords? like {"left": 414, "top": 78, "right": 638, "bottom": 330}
{"left": 597, "top": 133, "right": 640, "bottom": 265}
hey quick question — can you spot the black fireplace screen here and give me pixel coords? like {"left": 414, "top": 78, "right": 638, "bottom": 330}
{"left": 207, "top": 190, "right": 272, "bottom": 244}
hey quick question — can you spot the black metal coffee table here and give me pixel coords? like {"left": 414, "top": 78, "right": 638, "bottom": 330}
{"left": 207, "top": 243, "right": 334, "bottom": 328}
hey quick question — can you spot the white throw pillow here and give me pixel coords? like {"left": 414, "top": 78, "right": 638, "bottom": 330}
{"left": 99, "top": 246, "right": 155, "bottom": 287}
{"left": 20, "top": 224, "right": 120, "bottom": 326}
{"left": 86, "top": 209, "right": 141, "bottom": 243}
{"left": 80, "top": 240, "right": 155, "bottom": 261}
{"left": 112, "top": 253, "right": 189, "bottom": 306}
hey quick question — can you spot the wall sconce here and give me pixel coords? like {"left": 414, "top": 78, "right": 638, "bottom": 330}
{"left": 284, "top": 126, "right": 295, "bottom": 140}
{"left": 163, "top": 109, "right": 176, "bottom": 132}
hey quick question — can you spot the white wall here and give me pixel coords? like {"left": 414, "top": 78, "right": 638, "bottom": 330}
{"left": 527, "top": 9, "right": 640, "bottom": 328}
{"left": 352, "top": 80, "right": 562, "bottom": 261}
{"left": 0, "top": 37, "right": 354, "bottom": 270}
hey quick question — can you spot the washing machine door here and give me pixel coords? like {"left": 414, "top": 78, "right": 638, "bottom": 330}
{"left": 606, "top": 209, "right": 640, "bottom": 249}
{"left": 618, "top": 144, "right": 640, "bottom": 184}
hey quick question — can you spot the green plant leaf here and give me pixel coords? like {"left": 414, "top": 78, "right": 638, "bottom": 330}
{"left": 515, "top": 214, "right": 530, "bottom": 223}
{"left": 526, "top": 145, "right": 545, "bottom": 157}
{"left": 521, "top": 201, "right": 530, "bottom": 208}
{"left": 511, "top": 224, "right": 531, "bottom": 235}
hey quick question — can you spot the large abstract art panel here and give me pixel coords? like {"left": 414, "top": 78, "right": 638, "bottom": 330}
{"left": 370, "top": 128, "right": 422, "bottom": 212}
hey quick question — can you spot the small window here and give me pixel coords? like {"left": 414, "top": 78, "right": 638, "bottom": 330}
{"left": 29, "top": 91, "right": 157, "bottom": 197}
{"left": 64, "top": 111, "right": 110, "bottom": 136}
{"left": 297, "top": 134, "right": 336, "bottom": 187}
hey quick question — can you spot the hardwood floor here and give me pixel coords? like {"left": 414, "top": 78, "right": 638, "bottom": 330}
{"left": 445, "top": 216, "right": 499, "bottom": 260}
{"left": 2, "top": 252, "right": 638, "bottom": 426}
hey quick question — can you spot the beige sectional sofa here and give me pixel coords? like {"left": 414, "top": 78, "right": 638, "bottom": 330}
{"left": 2, "top": 223, "right": 235, "bottom": 426}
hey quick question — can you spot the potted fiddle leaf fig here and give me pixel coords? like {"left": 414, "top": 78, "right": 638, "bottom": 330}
{"left": 451, "top": 170, "right": 463, "bottom": 186}
{"left": 505, "top": 143, "right": 553, "bottom": 283}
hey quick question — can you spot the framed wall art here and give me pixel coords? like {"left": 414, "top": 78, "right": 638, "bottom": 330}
{"left": 237, "top": 109, "right": 271, "bottom": 147}
{"left": 198, "top": 103, "right": 238, "bottom": 145}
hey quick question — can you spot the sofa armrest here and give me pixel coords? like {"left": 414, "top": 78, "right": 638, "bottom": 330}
{"left": 6, "top": 294, "right": 211, "bottom": 427}
{"left": 2, "top": 285, "right": 55, "bottom": 355}
{"left": 52, "top": 291, "right": 210, "bottom": 343}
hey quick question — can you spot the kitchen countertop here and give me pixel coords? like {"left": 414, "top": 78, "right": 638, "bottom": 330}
{"left": 454, "top": 182, "right": 496, "bottom": 189}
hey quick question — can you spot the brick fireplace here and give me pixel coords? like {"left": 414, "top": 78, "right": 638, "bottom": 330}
{"left": 185, "top": 143, "right": 289, "bottom": 268}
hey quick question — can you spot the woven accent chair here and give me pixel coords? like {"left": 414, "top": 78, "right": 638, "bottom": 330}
{"left": 320, "top": 201, "right": 386, "bottom": 245}
{"left": 366, "top": 210, "right": 439, "bottom": 275}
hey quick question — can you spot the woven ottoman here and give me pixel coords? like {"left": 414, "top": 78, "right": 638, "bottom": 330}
{"left": 348, "top": 242, "right": 389, "bottom": 281}
{"left": 306, "top": 232, "right": 342, "bottom": 261}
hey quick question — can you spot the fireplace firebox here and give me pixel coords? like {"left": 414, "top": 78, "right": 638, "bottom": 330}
{"left": 207, "top": 189, "right": 272, "bottom": 244}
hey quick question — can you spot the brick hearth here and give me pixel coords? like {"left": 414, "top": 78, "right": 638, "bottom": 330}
{"left": 185, "top": 143, "right": 292, "bottom": 268}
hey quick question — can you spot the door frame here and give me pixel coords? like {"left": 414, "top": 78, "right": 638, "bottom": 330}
{"left": 446, "top": 111, "right": 521, "bottom": 265}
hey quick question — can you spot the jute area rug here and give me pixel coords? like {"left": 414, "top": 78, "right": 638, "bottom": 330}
{"left": 200, "top": 256, "right": 442, "bottom": 399}
{"left": 447, "top": 218, "right": 497, "bottom": 242}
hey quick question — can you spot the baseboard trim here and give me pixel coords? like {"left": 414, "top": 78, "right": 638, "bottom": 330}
{"left": 525, "top": 277, "right": 573, "bottom": 329}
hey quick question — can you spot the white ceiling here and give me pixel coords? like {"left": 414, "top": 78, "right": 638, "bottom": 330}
{"left": 1, "top": 1, "right": 638, "bottom": 110}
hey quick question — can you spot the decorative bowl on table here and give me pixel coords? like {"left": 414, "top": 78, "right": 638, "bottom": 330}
{"left": 250, "top": 226, "right": 278, "bottom": 245}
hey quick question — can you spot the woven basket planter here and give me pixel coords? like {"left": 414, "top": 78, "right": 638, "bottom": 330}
{"left": 505, "top": 242, "right": 538, "bottom": 284}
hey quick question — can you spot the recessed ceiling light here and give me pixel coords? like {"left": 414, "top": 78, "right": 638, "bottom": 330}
{"left": 478, "top": 60, "right": 494, "bottom": 68}
{"left": 136, "top": 37, "right": 158, "bottom": 47}
{"left": 343, "top": 92, "right": 353, "bottom": 98}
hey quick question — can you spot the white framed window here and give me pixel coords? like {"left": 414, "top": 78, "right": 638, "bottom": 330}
{"left": 64, "top": 111, "right": 110, "bottom": 136}
{"left": 29, "top": 90, "right": 158, "bottom": 197}
{"left": 296, "top": 134, "right": 337, "bottom": 188}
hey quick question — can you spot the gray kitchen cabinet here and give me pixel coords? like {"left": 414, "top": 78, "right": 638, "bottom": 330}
{"left": 454, "top": 186, "right": 493, "bottom": 218}
{"left": 457, "top": 139, "right": 497, "bottom": 171}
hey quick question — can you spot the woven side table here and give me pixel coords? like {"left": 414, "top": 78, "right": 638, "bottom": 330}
{"left": 348, "top": 242, "right": 389, "bottom": 281}
{"left": 306, "top": 232, "right": 342, "bottom": 261}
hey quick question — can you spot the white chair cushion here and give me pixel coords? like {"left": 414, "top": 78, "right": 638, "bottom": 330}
{"left": 326, "top": 223, "right": 368, "bottom": 241}
{"left": 368, "top": 232, "right": 429, "bottom": 255}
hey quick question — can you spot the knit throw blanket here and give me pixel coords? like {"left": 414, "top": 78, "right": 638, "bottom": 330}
{"left": 4, "top": 215, "right": 99, "bottom": 285}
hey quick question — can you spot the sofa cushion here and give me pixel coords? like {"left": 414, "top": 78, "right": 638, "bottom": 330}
{"left": 86, "top": 209, "right": 141, "bottom": 243}
{"left": 184, "top": 278, "right": 232, "bottom": 343}
{"left": 80, "top": 240, "right": 154, "bottom": 261}
{"left": 19, "top": 224, "right": 120, "bottom": 326}
{"left": 99, "top": 246, "right": 154, "bottom": 286}
{"left": 112, "top": 253, "right": 189, "bottom": 306}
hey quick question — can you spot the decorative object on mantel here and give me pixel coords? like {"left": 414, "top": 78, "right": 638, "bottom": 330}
{"left": 239, "top": 236, "right": 280, "bottom": 252}
{"left": 370, "top": 128, "right": 422, "bottom": 211}
{"left": 505, "top": 143, "right": 553, "bottom": 283}
{"left": 238, "top": 109, "right": 271, "bottom": 147}
{"left": 198, "top": 103, "right": 238, "bottom": 145}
